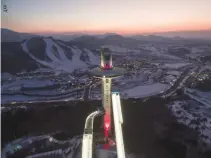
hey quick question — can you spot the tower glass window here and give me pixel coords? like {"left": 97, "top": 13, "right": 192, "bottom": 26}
{"left": 106, "top": 79, "right": 109, "bottom": 83}
{"left": 104, "top": 55, "right": 110, "bottom": 61}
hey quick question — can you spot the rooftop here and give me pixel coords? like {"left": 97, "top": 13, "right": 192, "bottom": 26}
{"left": 90, "top": 67, "right": 125, "bottom": 78}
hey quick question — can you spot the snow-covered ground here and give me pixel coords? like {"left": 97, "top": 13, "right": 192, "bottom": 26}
{"left": 164, "top": 63, "right": 190, "bottom": 69}
{"left": 185, "top": 88, "right": 211, "bottom": 106}
{"left": 2, "top": 132, "right": 140, "bottom": 158}
{"left": 191, "top": 47, "right": 205, "bottom": 54}
{"left": 1, "top": 90, "right": 83, "bottom": 104}
{"left": 2, "top": 95, "right": 41, "bottom": 103}
{"left": 102, "top": 45, "right": 140, "bottom": 54}
{"left": 2, "top": 79, "right": 54, "bottom": 90}
{"left": 163, "top": 75, "right": 176, "bottom": 83}
{"left": 1, "top": 73, "right": 15, "bottom": 81}
{"left": 84, "top": 48, "right": 99, "bottom": 65}
{"left": 153, "top": 52, "right": 182, "bottom": 60}
{"left": 166, "top": 70, "right": 181, "bottom": 76}
{"left": 186, "top": 53, "right": 202, "bottom": 59}
{"left": 169, "top": 100, "right": 211, "bottom": 145}
{"left": 121, "top": 83, "right": 169, "bottom": 98}
{"left": 142, "top": 45, "right": 182, "bottom": 60}
{"left": 89, "top": 90, "right": 102, "bottom": 100}
{"left": 204, "top": 63, "right": 211, "bottom": 71}
{"left": 2, "top": 134, "right": 82, "bottom": 158}
{"left": 22, "top": 38, "right": 99, "bottom": 73}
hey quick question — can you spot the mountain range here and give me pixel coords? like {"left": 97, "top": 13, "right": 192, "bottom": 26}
{"left": 0, "top": 28, "right": 171, "bottom": 74}
{"left": 1, "top": 28, "right": 211, "bottom": 74}
{"left": 1, "top": 36, "right": 100, "bottom": 74}
{"left": 3, "top": 28, "right": 211, "bottom": 42}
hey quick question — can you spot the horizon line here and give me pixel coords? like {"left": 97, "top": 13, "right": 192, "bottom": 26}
{"left": 32, "top": 28, "right": 211, "bottom": 35}
{"left": 2, "top": 27, "right": 211, "bottom": 36}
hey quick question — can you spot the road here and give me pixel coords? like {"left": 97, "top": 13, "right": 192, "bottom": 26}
{"left": 2, "top": 88, "right": 84, "bottom": 105}
{"left": 158, "top": 64, "right": 199, "bottom": 97}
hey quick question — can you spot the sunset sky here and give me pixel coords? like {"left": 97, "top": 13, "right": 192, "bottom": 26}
{"left": 2, "top": 0, "right": 211, "bottom": 35}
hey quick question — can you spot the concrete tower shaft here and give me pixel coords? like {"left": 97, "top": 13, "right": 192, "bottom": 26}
{"left": 102, "top": 77, "right": 112, "bottom": 137}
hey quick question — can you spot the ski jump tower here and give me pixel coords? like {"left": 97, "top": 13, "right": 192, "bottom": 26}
{"left": 90, "top": 48, "right": 124, "bottom": 141}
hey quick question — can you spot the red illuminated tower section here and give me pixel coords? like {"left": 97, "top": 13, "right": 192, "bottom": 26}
{"left": 100, "top": 49, "right": 113, "bottom": 70}
{"left": 102, "top": 77, "right": 112, "bottom": 138}
{"left": 90, "top": 48, "right": 124, "bottom": 148}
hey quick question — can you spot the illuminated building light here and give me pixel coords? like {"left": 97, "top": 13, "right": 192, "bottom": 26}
{"left": 105, "top": 122, "right": 110, "bottom": 129}
{"left": 49, "top": 137, "right": 53, "bottom": 142}
{"left": 104, "top": 128, "right": 109, "bottom": 137}
{"left": 104, "top": 114, "right": 111, "bottom": 137}
{"left": 104, "top": 144, "right": 109, "bottom": 149}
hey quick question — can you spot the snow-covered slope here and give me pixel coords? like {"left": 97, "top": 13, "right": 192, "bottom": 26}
{"left": 84, "top": 48, "right": 99, "bottom": 65}
{"left": 22, "top": 37, "right": 99, "bottom": 73}
{"left": 169, "top": 100, "right": 211, "bottom": 145}
{"left": 121, "top": 83, "right": 169, "bottom": 98}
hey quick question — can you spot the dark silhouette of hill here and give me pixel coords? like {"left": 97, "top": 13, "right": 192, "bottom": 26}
{"left": 168, "top": 47, "right": 191, "bottom": 57}
{"left": 200, "top": 55, "right": 211, "bottom": 62}
{"left": 195, "top": 79, "right": 211, "bottom": 91}
{"left": 1, "top": 28, "right": 38, "bottom": 42}
{"left": 1, "top": 42, "right": 38, "bottom": 74}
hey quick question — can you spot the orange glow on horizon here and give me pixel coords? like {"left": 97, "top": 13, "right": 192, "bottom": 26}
{"left": 2, "top": 0, "right": 211, "bottom": 36}
{"left": 19, "top": 20, "right": 211, "bottom": 35}
{"left": 5, "top": 16, "right": 211, "bottom": 35}
{"left": 28, "top": 26, "right": 211, "bottom": 35}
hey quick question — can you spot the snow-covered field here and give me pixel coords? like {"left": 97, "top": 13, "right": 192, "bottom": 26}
{"left": 166, "top": 70, "right": 181, "bottom": 76}
{"left": 164, "top": 63, "right": 190, "bottom": 69}
{"left": 102, "top": 45, "right": 140, "bottom": 54}
{"left": 185, "top": 88, "right": 211, "bottom": 106}
{"left": 89, "top": 90, "right": 102, "bottom": 100}
{"left": 2, "top": 134, "right": 82, "bottom": 158}
{"left": 1, "top": 132, "right": 141, "bottom": 158}
{"left": 191, "top": 47, "right": 205, "bottom": 54}
{"left": 1, "top": 90, "right": 83, "bottom": 104}
{"left": 169, "top": 100, "right": 211, "bottom": 145}
{"left": 204, "top": 64, "right": 211, "bottom": 71}
{"left": 121, "top": 83, "right": 169, "bottom": 98}
{"left": 163, "top": 75, "right": 176, "bottom": 83}
{"left": 2, "top": 95, "right": 41, "bottom": 103}
{"left": 142, "top": 45, "right": 182, "bottom": 60}
{"left": 2, "top": 79, "right": 54, "bottom": 91}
